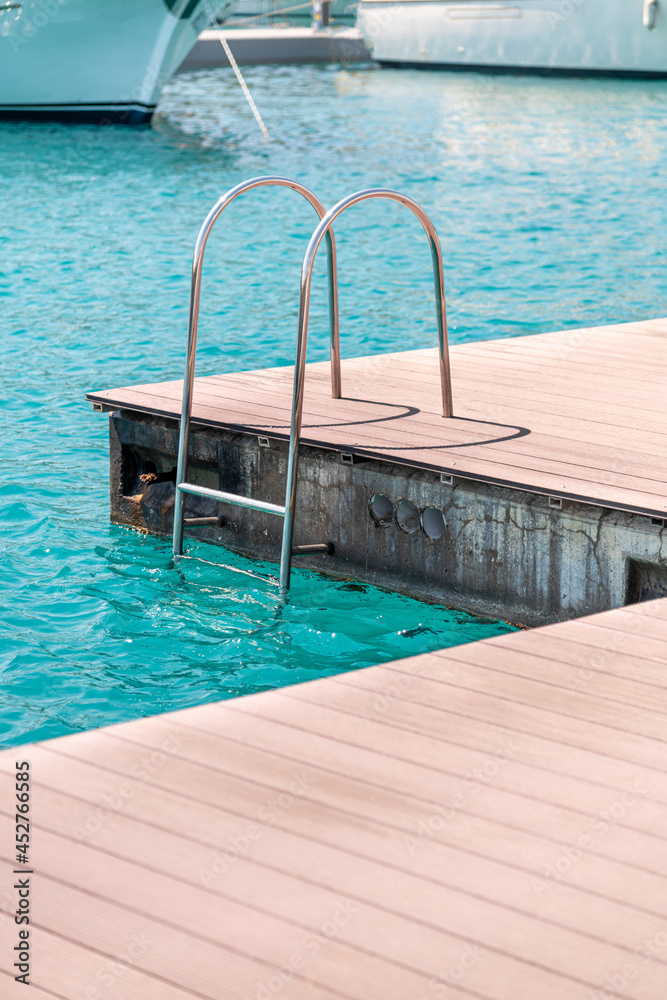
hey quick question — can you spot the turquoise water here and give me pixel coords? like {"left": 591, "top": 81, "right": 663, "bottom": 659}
{"left": 3, "top": 66, "right": 667, "bottom": 748}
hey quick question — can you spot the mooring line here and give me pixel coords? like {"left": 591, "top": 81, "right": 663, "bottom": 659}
{"left": 204, "top": 0, "right": 271, "bottom": 139}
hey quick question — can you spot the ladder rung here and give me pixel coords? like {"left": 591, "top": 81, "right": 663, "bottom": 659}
{"left": 292, "top": 543, "right": 334, "bottom": 556}
{"left": 177, "top": 482, "right": 286, "bottom": 517}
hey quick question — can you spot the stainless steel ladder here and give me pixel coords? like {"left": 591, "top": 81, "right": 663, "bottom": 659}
{"left": 172, "top": 177, "right": 453, "bottom": 597}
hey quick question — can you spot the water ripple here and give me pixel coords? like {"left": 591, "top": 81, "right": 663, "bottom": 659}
{"left": 4, "top": 65, "right": 665, "bottom": 746}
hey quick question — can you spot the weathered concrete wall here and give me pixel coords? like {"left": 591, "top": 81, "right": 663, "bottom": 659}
{"left": 109, "top": 410, "right": 667, "bottom": 627}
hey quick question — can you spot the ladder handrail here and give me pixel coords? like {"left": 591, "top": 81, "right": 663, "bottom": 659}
{"left": 172, "top": 175, "right": 341, "bottom": 561}
{"left": 279, "top": 188, "right": 454, "bottom": 591}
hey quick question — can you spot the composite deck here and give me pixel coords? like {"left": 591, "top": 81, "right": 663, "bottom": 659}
{"left": 87, "top": 317, "right": 667, "bottom": 517}
{"left": 2, "top": 597, "right": 667, "bottom": 998}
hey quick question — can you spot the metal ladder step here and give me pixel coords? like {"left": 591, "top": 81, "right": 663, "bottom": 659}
{"left": 172, "top": 175, "right": 453, "bottom": 597}
{"left": 178, "top": 481, "right": 285, "bottom": 517}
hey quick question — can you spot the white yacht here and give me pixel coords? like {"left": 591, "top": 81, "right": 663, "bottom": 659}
{"left": 356, "top": 0, "right": 667, "bottom": 76}
{"left": 0, "top": 0, "right": 238, "bottom": 124}
{"left": 234, "top": 0, "right": 355, "bottom": 20}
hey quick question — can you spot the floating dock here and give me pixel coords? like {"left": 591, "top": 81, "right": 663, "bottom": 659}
{"left": 2, "top": 596, "right": 667, "bottom": 998}
{"left": 88, "top": 318, "right": 667, "bottom": 625}
{"left": 179, "top": 27, "right": 371, "bottom": 70}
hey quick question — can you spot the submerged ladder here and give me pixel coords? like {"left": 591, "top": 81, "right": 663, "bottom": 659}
{"left": 172, "top": 175, "right": 454, "bottom": 596}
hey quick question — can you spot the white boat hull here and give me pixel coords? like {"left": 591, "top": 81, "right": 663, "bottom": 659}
{"left": 0, "top": 0, "right": 237, "bottom": 124}
{"left": 357, "top": 0, "right": 667, "bottom": 76}
{"left": 234, "top": 0, "right": 355, "bottom": 19}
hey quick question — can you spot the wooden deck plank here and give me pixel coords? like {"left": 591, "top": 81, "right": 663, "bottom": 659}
{"left": 94, "top": 378, "right": 667, "bottom": 512}
{"left": 1, "top": 928, "right": 214, "bottom": 1000}
{"left": 87, "top": 318, "right": 667, "bottom": 516}
{"left": 3, "top": 865, "right": 435, "bottom": 1000}
{"left": 621, "top": 597, "right": 667, "bottom": 615}
{"left": 229, "top": 678, "right": 667, "bottom": 825}
{"left": 122, "top": 368, "right": 667, "bottom": 472}
{"left": 104, "top": 356, "right": 667, "bottom": 461}
{"left": 4, "top": 589, "right": 667, "bottom": 994}
{"left": 457, "top": 636, "right": 667, "bottom": 696}
{"left": 140, "top": 356, "right": 667, "bottom": 439}
{"left": 319, "top": 664, "right": 667, "bottom": 779}
{"left": 492, "top": 605, "right": 667, "bottom": 652}
{"left": 553, "top": 617, "right": 667, "bottom": 655}
{"left": 231, "top": 357, "right": 667, "bottom": 414}
{"left": 38, "top": 715, "right": 667, "bottom": 869}
{"left": 0, "top": 825, "right": 504, "bottom": 1000}
{"left": 0, "top": 978, "right": 62, "bottom": 1000}
{"left": 413, "top": 653, "right": 667, "bottom": 732}
{"left": 29, "top": 732, "right": 667, "bottom": 911}
{"left": 1, "top": 810, "right": 649, "bottom": 1000}
{"left": 0, "top": 754, "right": 665, "bottom": 996}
